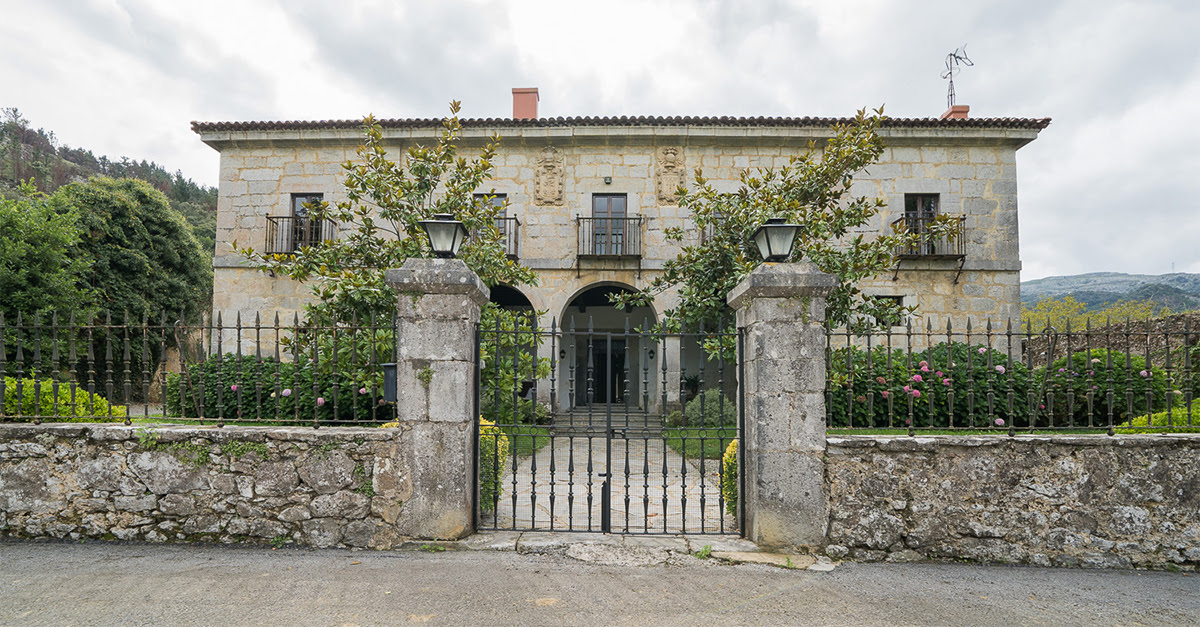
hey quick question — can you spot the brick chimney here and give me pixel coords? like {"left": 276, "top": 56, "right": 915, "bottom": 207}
{"left": 940, "top": 104, "right": 970, "bottom": 120}
{"left": 512, "top": 88, "right": 539, "bottom": 120}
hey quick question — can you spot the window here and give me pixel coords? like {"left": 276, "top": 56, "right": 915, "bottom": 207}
{"left": 592, "top": 194, "right": 627, "bottom": 255}
{"left": 475, "top": 192, "right": 508, "bottom": 234}
{"left": 873, "top": 295, "right": 905, "bottom": 327}
{"left": 290, "top": 193, "right": 325, "bottom": 250}
{"left": 904, "top": 194, "right": 938, "bottom": 219}
{"left": 265, "top": 193, "right": 332, "bottom": 254}
{"left": 903, "top": 194, "right": 939, "bottom": 255}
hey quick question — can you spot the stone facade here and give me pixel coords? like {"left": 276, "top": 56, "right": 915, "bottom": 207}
{"left": 195, "top": 116, "right": 1045, "bottom": 332}
{"left": 826, "top": 434, "right": 1200, "bottom": 569}
{"left": 0, "top": 423, "right": 417, "bottom": 548}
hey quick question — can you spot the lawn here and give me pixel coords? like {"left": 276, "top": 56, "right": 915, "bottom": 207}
{"left": 502, "top": 425, "right": 552, "bottom": 456}
{"left": 662, "top": 426, "right": 736, "bottom": 460}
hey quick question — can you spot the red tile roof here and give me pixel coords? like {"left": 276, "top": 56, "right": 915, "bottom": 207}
{"left": 191, "top": 115, "right": 1050, "bottom": 133}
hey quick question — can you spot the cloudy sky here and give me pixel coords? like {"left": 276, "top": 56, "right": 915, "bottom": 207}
{"left": 3, "top": 0, "right": 1198, "bottom": 280}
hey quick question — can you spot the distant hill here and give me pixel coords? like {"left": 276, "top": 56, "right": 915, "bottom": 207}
{"left": 1, "top": 107, "right": 217, "bottom": 257}
{"left": 1022, "top": 272, "right": 1200, "bottom": 312}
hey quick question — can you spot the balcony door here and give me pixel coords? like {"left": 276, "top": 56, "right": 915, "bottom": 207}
{"left": 291, "top": 193, "right": 324, "bottom": 251}
{"left": 592, "top": 194, "right": 627, "bottom": 255}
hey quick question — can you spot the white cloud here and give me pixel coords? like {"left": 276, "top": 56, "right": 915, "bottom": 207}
{"left": 2, "top": 0, "right": 1198, "bottom": 279}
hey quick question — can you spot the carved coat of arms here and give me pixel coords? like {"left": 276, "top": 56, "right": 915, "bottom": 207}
{"left": 534, "top": 145, "right": 564, "bottom": 205}
{"left": 655, "top": 146, "right": 685, "bottom": 205}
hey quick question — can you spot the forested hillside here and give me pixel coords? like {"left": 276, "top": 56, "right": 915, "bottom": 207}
{"left": 0, "top": 107, "right": 216, "bottom": 257}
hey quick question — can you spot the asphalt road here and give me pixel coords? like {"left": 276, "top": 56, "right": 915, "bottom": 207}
{"left": 0, "top": 541, "right": 1196, "bottom": 626}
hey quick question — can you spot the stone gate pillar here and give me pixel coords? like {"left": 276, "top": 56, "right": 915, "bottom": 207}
{"left": 728, "top": 262, "right": 835, "bottom": 549}
{"left": 385, "top": 258, "right": 488, "bottom": 539}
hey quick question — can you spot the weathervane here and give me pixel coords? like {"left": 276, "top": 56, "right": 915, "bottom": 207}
{"left": 942, "top": 45, "right": 974, "bottom": 109}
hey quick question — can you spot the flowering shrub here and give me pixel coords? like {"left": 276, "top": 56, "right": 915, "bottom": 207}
{"left": 164, "top": 354, "right": 391, "bottom": 422}
{"left": 2, "top": 377, "right": 127, "bottom": 422}
{"left": 1036, "top": 349, "right": 1169, "bottom": 426}
{"left": 827, "top": 343, "right": 1032, "bottom": 428}
{"left": 721, "top": 439, "right": 738, "bottom": 517}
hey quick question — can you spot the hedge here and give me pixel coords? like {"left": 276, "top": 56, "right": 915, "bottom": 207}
{"left": 165, "top": 354, "right": 390, "bottom": 422}
{"left": 1, "top": 377, "right": 127, "bottom": 421}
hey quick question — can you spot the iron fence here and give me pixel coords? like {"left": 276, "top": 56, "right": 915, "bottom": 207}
{"left": 475, "top": 313, "right": 741, "bottom": 535}
{"left": 0, "top": 311, "right": 396, "bottom": 426}
{"left": 827, "top": 318, "right": 1200, "bottom": 434}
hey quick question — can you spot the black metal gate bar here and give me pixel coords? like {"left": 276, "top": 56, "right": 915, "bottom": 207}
{"left": 475, "top": 314, "right": 741, "bottom": 535}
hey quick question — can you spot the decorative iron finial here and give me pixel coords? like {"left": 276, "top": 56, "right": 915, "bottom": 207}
{"left": 942, "top": 45, "right": 974, "bottom": 109}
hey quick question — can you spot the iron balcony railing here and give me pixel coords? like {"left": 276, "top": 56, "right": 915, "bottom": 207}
{"left": 891, "top": 214, "right": 966, "bottom": 258}
{"left": 577, "top": 216, "right": 643, "bottom": 258}
{"left": 264, "top": 216, "right": 338, "bottom": 254}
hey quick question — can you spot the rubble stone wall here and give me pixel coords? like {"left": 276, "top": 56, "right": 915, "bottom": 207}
{"left": 0, "top": 423, "right": 416, "bottom": 549}
{"left": 826, "top": 434, "right": 1200, "bottom": 569}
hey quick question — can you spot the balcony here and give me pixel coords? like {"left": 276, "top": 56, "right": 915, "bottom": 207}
{"left": 891, "top": 214, "right": 965, "bottom": 258}
{"left": 264, "top": 216, "right": 338, "bottom": 254}
{"left": 890, "top": 214, "right": 966, "bottom": 282}
{"left": 577, "top": 216, "right": 643, "bottom": 258}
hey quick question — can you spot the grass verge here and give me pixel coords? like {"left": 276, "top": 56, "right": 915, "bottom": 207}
{"left": 663, "top": 426, "right": 737, "bottom": 459}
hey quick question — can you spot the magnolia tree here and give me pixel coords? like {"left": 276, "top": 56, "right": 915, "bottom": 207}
{"left": 612, "top": 108, "right": 960, "bottom": 354}
{"left": 235, "top": 102, "right": 548, "bottom": 399}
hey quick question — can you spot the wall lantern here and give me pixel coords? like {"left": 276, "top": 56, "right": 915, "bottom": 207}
{"left": 751, "top": 217, "right": 800, "bottom": 262}
{"left": 419, "top": 213, "right": 469, "bottom": 258}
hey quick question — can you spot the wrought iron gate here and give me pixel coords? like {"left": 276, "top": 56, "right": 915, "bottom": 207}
{"left": 475, "top": 315, "right": 742, "bottom": 535}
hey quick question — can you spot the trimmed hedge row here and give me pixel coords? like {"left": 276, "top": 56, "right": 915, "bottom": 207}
{"left": 1, "top": 377, "right": 127, "bottom": 421}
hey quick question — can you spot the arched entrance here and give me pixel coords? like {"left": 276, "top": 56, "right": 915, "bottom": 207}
{"left": 489, "top": 284, "right": 534, "bottom": 311}
{"left": 559, "top": 284, "right": 656, "bottom": 409}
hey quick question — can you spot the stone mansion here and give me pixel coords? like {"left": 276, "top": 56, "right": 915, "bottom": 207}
{"left": 193, "top": 88, "right": 1048, "bottom": 341}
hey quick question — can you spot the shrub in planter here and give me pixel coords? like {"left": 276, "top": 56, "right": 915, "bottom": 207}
{"left": 682, "top": 388, "right": 737, "bottom": 427}
{"left": 1, "top": 377, "right": 127, "bottom": 421}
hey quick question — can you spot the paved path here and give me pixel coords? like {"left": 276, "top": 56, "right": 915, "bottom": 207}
{"left": 1, "top": 541, "right": 1196, "bottom": 626}
{"left": 485, "top": 434, "right": 734, "bottom": 534}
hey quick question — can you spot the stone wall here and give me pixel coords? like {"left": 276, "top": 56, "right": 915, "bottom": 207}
{"left": 0, "top": 423, "right": 416, "bottom": 549}
{"left": 826, "top": 435, "right": 1200, "bottom": 569}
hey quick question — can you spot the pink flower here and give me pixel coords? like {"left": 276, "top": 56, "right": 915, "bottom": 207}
{"left": 230, "top": 384, "right": 239, "bottom": 392}
{"left": 995, "top": 418, "right": 1005, "bottom": 427}
{"left": 911, "top": 390, "right": 921, "bottom": 398}
{"left": 1139, "top": 370, "right": 1149, "bottom": 378}
{"left": 903, "top": 385, "right": 912, "bottom": 392}
{"left": 1039, "top": 404, "right": 1045, "bottom": 409}
{"left": 912, "top": 374, "right": 923, "bottom": 383}
{"left": 281, "top": 389, "right": 292, "bottom": 397}
{"left": 359, "top": 387, "right": 368, "bottom": 395}
{"left": 995, "top": 365, "right": 1006, "bottom": 374}
{"left": 920, "top": 365, "right": 930, "bottom": 372}
{"left": 378, "top": 399, "right": 386, "bottom": 405}
{"left": 919, "top": 361, "right": 928, "bottom": 368}
{"left": 935, "top": 371, "right": 943, "bottom": 377}
{"left": 316, "top": 397, "right": 326, "bottom": 407}
{"left": 881, "top": 391, "right": 890, "bottom": 398}
{"left": 943, "top": 379, "right": 951, "bottom": 386}
{"left": 876, "top": 376, "right": 886, "bottom": 385}
{"left": 978, "top": 347, "right": 987, "bottom": 354}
